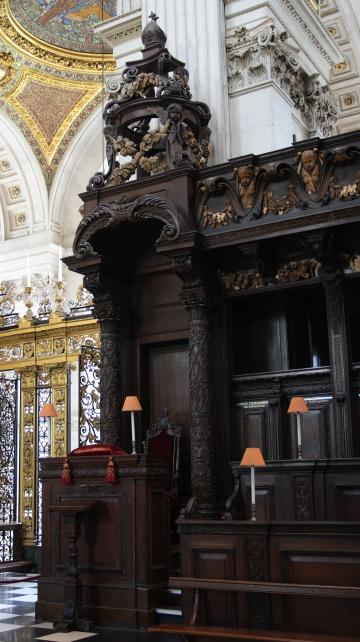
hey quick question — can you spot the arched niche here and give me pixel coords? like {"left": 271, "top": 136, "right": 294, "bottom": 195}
{"left": 0, "top": 111, "right": 48, "bottom": 242}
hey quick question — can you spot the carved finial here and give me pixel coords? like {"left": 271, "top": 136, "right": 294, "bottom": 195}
{"left": 142, "top": 12, "right": 167, "bottom": 48}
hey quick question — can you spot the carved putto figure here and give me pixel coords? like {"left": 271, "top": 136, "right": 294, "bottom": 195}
{"left": 166, "top": 103, "right": 191, "bottom": 168}
{"left": 297, "top": 148, "right": 322, "bottom": 194}
{"left": 234, "top": 165, "right": 256, "bottom": 209}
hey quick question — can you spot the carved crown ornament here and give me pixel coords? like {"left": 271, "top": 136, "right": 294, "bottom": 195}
{"left": 225, "top": 24, "right": 337, "bottom": 138}
{"left": 87, "top": 13, "right": 211, "bottom": 191}
{"left": 196, "top": 145, "right": 360, "bottom": 230}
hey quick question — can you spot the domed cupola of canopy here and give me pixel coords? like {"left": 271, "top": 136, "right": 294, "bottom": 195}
{"left": 87, "top": 13, "right": 211, "bottom": 192}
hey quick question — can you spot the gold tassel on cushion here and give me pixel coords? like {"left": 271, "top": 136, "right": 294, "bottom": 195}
{"left": 105, "top": 456, "right": 117, "bottom": 483}
{"left": 61, "top": 457, "right": 72, "bottom": 484}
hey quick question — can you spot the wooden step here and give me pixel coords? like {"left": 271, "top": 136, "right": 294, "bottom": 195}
{"left": 148, "top": 624, "right": 357, "bottom": 642}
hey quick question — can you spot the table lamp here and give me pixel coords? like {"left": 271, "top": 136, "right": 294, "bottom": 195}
{"left": 122, "top": 396, "right": 142, "bottom": 455}
{"left": 240, "top": 447, "right": 266, "bottom": 521}
{"left": 287, "top": 396, "right": 309, "bottom": 460}
{"left": 39, "top": 403, "right": 58, "bottom": 418}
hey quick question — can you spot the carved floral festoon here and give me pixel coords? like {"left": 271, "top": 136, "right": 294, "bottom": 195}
{"left": 87, "top": 14, "right": 211, "bottom": 191}
{"left": 197, "top": 145, "right": 360, "bottom": 229}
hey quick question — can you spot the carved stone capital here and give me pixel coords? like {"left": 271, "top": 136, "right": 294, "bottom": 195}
{"left": 225, "top": 23, "right": 337, "bottom": 136}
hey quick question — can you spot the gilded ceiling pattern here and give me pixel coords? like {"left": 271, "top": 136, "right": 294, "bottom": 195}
{"left": 0, "top": 0, "right": 116, "bottom": 187}
{"left": 8, "top": 0, "right": 116, "bottom": 54}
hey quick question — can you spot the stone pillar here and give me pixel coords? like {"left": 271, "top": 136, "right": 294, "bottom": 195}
{"left": 319, "top": 263, "right": 353, "bottom": 457}
{"left": 175, "top": 253, "right": 217, "bottom": 517}
{"left": 84, "top": 270, "right": 135, "bottom": 449}
{"left": 142, "top": 0, "right": 230, "bottom": 165}
{"left": 225, "top": 0, "right": 343, "bottom": 156}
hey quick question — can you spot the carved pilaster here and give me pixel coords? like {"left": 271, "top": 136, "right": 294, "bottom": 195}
{"left": 318, "top": 262, "right": 352, "bottom": 457}
{"left": 174, "top": 253, "right": 217, "bottom": 517}
{"left": 84, "top": 268, "right": 135, "bottom": 449}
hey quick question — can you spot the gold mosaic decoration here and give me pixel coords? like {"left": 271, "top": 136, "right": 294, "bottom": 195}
{"left": 5, "top": 66, "right": 101, "bottom": 165}
{"left": 0, "top": 0, "right": 115, "bottom": 186}
{"left": 0, "top": 0, "right": 115, "bottom": 73}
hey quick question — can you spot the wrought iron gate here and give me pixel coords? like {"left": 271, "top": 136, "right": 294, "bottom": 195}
{"left": 0, "top": 372, "right": 19, "bottom": 562}
{"left": 79, "top": 345, "right": 100, "bottom": 445}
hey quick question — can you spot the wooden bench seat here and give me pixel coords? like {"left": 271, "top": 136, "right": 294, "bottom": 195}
{"left": 148, "top": 576, "right": 360, "bottom": 641}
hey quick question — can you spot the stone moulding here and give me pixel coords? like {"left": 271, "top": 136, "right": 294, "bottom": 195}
{"left": 225, "top": 23, "right": 337, "bottom": 137}
{"left": 73, "top": 194, "right": 182, "bottom": 258}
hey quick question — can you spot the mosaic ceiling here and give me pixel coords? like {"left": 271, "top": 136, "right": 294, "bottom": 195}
{"left": 0, "top": 0, "right": 116, "bottom": 187}
{"left": 8, "top": 0, "right": 116, "bottom": 54}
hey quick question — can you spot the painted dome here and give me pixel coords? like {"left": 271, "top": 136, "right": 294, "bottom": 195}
{"left": 8, "top": 0, "right": 117, "bottom": 54}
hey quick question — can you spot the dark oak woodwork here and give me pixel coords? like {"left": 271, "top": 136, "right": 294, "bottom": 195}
{"left": 37, "top": 455, "right": 170, "bottom": 628}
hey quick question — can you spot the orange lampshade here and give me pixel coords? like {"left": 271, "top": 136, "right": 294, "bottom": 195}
{"left": 122, "top": 396, "right": 142, "bottom": 412}
{"left": 287, "top": 397, "right": 309, "bottom": 414}
{"left": 240, "top": 447, "right": 266, "bottom": 467}
{"left": 39, "top": 402, "right": 58, "bottom": 418}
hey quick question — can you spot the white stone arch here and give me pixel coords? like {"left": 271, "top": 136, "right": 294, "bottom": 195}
{"left": 49, "top": 105, "right": 104, "bottom": 250}
{"left": 0, "top": 111, "right": 48, "bottom": 241}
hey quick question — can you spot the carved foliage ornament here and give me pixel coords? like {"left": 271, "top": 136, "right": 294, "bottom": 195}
{"left": 73, "top": 194, "right": 182, "bottom": 258}
{"left": 225, "top": 24, "right": 337, "bottom": 137}
{"left": 197, "top": 146, "right": 360, "bottom": 229}
{"left": 87, "top": 14, "right": 211, "bottom": 191}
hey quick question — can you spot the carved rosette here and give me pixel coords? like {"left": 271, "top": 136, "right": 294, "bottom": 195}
{"left": 175, "top": 255, "right": 217, "bottom": 516}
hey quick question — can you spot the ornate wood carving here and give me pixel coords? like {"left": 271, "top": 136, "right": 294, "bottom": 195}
{"left": 174, "top": 253, "right": 217, "bottom": 517}
{"left": 318, "top": 257, "right": 353, "bottom": 457}
{"left": 73, "top": 194, "right": 182, "bottom": 259}
{"left": 294, "top": 476, "right": 312, "bottom": 521}
{"left": 83, "top": 269, "right": 134, "bottom": 448}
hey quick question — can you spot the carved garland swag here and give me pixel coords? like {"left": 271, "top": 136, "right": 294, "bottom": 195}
{"left": 197, "top": 146, "right": 360, "bottom": 229}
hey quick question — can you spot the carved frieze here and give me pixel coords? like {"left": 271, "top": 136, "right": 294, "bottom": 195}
{"left": 196, "top": 144, "right": 360, "bottom": 231}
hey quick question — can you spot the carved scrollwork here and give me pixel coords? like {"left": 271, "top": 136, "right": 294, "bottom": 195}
{"left": 87, "top": 14, "right": 211, "bottom": 190}
{"left": 73, "top": 194, "right": 182, "bottom": 258}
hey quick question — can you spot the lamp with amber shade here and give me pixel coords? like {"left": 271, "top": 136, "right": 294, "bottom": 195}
{"left": 240, "top": 447, "right": 266, "bottom": 521}
{"left": 122, "top": 396, "right": 142, "bottom": 455}
{"left": 287, "top": 396, "right": 309, "bottom": 460}
{"left": 39, "top": 402, "right": 58, "bottom": 418}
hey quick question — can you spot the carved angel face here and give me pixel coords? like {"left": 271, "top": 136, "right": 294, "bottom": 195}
{"left": 237, "top": 167, "right": 253, "bottom": 187}
{"left": 168, "top": 103, "right": 182, "bottom": 122}
{"left": 301, "top": 150, "right": 318, "bottom": 173}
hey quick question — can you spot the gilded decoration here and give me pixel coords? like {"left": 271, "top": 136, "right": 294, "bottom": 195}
{"left": 0, "top": 1, "right": 115, "bottom": 70}
{"left": 0, "top": 50, "right": 13, "bottom": 86}
{"left": 0, "top": 315, "right": 99, "bottom": 543}
{"left": 0, "top": 0, "right": 116, "bottom": 185}
{"left": 4, "top": 66, "right": 102, "bottom": 166}
{"left": 87, "top": 14, "right": 211, "bottom": 191}
{"left": 219, "top": 270, "right": 263, "bottom": 291}
{"left": 8, "top": 0, "right": 116, "bottom": 55}
{"left": 276, "top": 260, "right": 320, "bottom": 283}
{"left": 196, "top": 145, "right": 360, "bottom": 230}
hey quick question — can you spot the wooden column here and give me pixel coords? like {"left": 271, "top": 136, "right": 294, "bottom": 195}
{"left": 84, "top": 267, "right": 135, "bottom": 449}
{"left": 174, "top": 252, "right": 217, "bottom": 517}
{"left": 319, "top": 263, "right": 353, "bottom": 457}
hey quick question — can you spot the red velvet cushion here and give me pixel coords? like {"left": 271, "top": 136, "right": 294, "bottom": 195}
{"left": 70, "top": 444, "right": 128, "bottom": 456}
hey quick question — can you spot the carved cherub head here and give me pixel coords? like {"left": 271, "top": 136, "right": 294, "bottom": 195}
{"left": 234, "top": 165, "right": 255, "bottom": 188}
{"left": 297, "top": 148, "right": 322, "bottom": 194}
{"left": 167, "top": 103, "right": 183, "bottom": 122}
{"left": 299, "top": 149, "right": 318, "bottom": 174}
